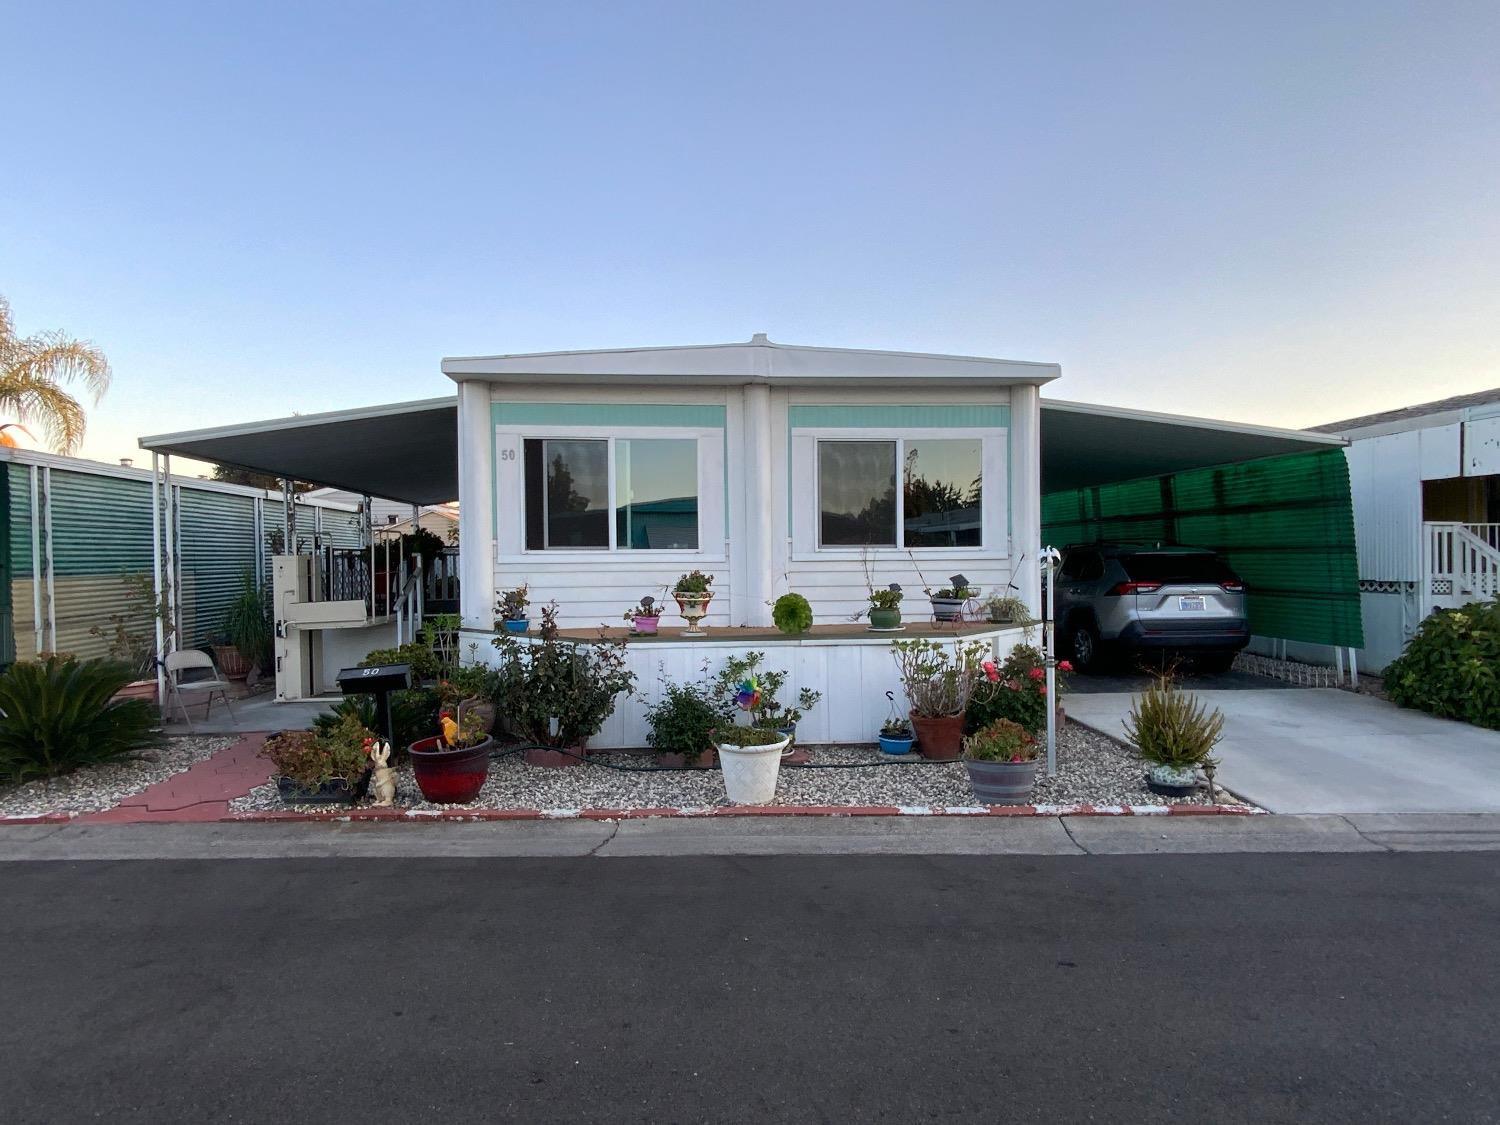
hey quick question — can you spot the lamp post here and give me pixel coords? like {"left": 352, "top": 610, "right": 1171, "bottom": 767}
{"left": 1042, "top": 546, "right": 1060, "bottom": 776}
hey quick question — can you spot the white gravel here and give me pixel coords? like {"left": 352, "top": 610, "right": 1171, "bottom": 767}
{"left": 0, "top": 736, "right": 234, "bottom": 819}
{"left": 228, "top": 724, "right": 1251, "bottom": 814}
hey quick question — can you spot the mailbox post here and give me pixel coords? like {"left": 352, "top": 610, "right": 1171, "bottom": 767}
{"left": 335, "top": 663, "right": 413, "bottom": 748}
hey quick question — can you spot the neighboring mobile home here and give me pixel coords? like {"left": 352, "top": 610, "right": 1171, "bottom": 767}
{"left": 1311, "top": 387, "right": 1500, "bottom": 670}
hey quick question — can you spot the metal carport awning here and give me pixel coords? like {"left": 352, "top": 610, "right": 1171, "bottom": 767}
{"left": 140, "top": 393, "right": 1343, "bottom": 505}
{"left": 139, "top": 397, "right": 459, "bottom": 505}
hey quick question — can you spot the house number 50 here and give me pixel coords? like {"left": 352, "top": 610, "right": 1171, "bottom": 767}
{"left": 500, "top": 448, "right": 516, "bottom": 461}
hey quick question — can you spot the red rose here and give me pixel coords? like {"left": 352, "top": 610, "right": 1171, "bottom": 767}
{"left": 1058, "top": 660, "right": 1073, "bottom": 672}
{"left": 1028, "top": 667, "right": 1044, "bottom": 681}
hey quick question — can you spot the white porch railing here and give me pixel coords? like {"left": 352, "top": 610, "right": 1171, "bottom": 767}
{"left": 1424, "top": 522, "right": 1500, "bottom": 613}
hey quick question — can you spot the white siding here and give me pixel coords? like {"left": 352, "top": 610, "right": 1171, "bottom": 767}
{"left": 1418, "top": 423, "right": 1463, "bottom": 480}
{"left": 1345, "top": 433, "right": 1422, "bottom": 582}
{"left": 1468, "top": 414, "right": 1500, "bottom": 476}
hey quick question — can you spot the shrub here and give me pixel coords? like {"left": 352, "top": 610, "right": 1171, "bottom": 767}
{"left": 772, "top": 593, "right": 814, "bottom": 635}
{"left": 713, "top": 651, "right": 821, "bottom": 729}
{"left": 644, "top": 670, "right": 732, "bottom": 759}
{"left": 316, "top": 688, "right": 440, "bottom": 750}
{"left": 0, "top": 657, "right": 162, "bottom": 783}
{"left": 892, "top": 638, "right": 990, "bottom": 717}
{"left": 674, "top": 570, "right": 714, "bottom": 595}
{"left": 1384, "top": 600, "right": 1500, "bottom": 729}
{"left": 1123, "top": 674, "right": 1225, "bottom": 768}
{"left": 868, "top": 587, "right": 903, "bottom": 610}
{"left": 964, "top": 644, "right": 1070, "bottom": 735}
{"left": 963, "top": 718, "right": 1037, "bottom": 763}
{"left": 496, "top": 584, "right": 530, "bottom": 622}
{"left": 361, "top": 641, "right": 444, "bottom": 682}
{"left": 263, "top": 712, "right": 374, "bottom": 787}
{"left": 490, "top": 604, "right": 636, "bottom": 747}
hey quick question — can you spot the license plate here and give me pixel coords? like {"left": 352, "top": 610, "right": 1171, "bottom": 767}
{"left": 1178, "top": 596, "right": 1206, "bottom": 612}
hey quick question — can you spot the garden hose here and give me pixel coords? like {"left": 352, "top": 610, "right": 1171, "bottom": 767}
{"left": 492, "top": 742, "right": 956, "bottom": 772}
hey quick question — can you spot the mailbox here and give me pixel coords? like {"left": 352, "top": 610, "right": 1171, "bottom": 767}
{"left": 336, "top": 663, "right": 412, "bottom": 748}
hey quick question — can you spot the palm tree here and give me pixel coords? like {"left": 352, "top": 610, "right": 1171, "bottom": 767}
{"left": 0, "top": 295, "right": 111, "bottom": 453}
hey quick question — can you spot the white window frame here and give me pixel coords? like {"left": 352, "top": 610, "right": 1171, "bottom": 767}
{"left": 495, "top": 424, "right": 724, "bottom": 563}
{"left": 790, "top": 427, "right": 1006, "bottom": 560}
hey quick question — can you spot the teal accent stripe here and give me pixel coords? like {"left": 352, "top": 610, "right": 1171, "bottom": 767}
{"left": 788, "top": 404, "right": 1009, "bottom": 428}
{"left": 492, "top": 402, "right": 726, "bottom": 428}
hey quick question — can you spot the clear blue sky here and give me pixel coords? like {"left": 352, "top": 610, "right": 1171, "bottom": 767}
{"left": 3, "top": 0, "right": 1497, "bottom": 469}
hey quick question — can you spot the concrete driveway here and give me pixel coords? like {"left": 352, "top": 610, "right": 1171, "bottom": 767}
{"left": 1066, "top": 687, "right": 1500, "bottom": 814}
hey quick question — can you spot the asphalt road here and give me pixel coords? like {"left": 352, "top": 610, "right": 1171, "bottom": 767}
{"left": 5, "top": 854, "right": 1498, "bottom": 1123}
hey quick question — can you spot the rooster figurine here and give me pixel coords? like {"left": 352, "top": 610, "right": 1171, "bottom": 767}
{"left": 439, "top": 711, "right": 460, "bottom": 747}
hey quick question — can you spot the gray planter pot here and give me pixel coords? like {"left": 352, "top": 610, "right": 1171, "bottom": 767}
{"left": 930, "top": 597, "right": 966, "bottom": 622}
{"left": 1145, "top": 763, "right": 1200, "bottom": 797}
{"left": 963, "top": 757, "right": 1038, "bottom": 805}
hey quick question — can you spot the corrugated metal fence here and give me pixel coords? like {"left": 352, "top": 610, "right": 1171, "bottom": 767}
{"left": 0, "top": 454, "right": 364, "bottom": 664}
{"left": 1041, "top": 447, "right": 1363, "bottom": 648}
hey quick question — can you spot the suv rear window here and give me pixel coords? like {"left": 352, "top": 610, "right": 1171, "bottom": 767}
{"left": 1122, "top": 552, "right": 1239, "bottom": 585}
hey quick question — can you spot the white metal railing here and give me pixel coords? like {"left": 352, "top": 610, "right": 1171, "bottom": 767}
{"left": 1424, "top": 522, "right": 1500, "bottom": 606}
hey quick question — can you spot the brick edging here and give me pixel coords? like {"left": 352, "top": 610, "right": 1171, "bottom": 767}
{"left": 223, "top": 801, "right": 1264, "bottom": 823}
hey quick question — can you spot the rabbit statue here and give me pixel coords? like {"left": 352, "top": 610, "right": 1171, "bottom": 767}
{"left": 369, "top": 740, "right": 397, "bottom": 807}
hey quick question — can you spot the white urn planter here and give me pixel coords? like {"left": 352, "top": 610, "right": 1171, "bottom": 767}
{"left": 714, "top": 731, "right": 792, "bottom": 804}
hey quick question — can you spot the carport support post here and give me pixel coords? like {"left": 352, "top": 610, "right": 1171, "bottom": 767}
{"left": 1043, "top": 546, "right": 1058, "bottom": 776}
{"left": 456, "top": 379, "right": 496, "bottom": 634}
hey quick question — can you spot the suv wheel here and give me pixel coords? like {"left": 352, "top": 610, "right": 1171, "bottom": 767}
{"left": 1069, "top": 620, "right": 1102, "bottom": 672}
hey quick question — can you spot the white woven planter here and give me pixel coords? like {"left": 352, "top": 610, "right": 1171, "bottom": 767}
{"left": 715, "top": 734, "right": 792, "bottom": 805}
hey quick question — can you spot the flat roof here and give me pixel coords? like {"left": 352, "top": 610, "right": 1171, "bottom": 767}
{"left": 442, "top": 334, "right": 1061, "bottom": 387}
{"left": 140, "top": 393, "right": 1343, "bottom": 505}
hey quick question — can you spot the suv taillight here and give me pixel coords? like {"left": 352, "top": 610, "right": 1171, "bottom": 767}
{"left": 1107, "top": 581, "right": 1162, "bottom": 596}
{"left": 1221, "top": 580, "right": 1245, "bottom": 592}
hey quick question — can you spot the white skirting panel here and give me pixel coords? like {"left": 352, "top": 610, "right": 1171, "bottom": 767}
{"left": 458, "top": 625, "right": 1033, "bottom": 749}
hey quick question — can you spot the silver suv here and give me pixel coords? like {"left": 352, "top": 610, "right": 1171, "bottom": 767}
{"left": 1054, "top": 545, "right": 1249, "bottom": 673}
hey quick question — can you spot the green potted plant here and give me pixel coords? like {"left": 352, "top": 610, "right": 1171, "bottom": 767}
{"left": 962, "top": 717, "right": 1039, "bottom": 805}
{"left": 982, "top": 592, "right": 1029, "bottom": 626}
{"left": 491, "top": 604, "right": 636, "bottom": 767}
{"left": 672, "top": 570, "right": 714, "bottom": 636}
{"left": 927, "top": 574, "right": 978, "bottom": 622}
{"left": 623, "top": 595, "right": 662, "bottom": 635}
{"left": 772, "top": 592, "right": 814, "bottom": 635}
{"left": 216, "top": 570, "right": 271, "bottom": 680}
{"left": 643, "top": 669, "right": 732, "bottom": 768}
{"left": 410, "top": 704, "right": 493, "bottom": 803}
{"left": 878, "top": 716, "right": 914, "bottom": 755}
{"left": 1123, "top": 672, "right": 1225, "bottom": 796}
{"left": 263, "top": 712, "right": 376, "bottom": 804}
{"left": 867, "top": 584, "right": 904, "bottom": 632}
{"left": 713, "top": 652, "right": 821, "bottom": 746}
{"left": 891, "top": 638, "right": 991, "bottom": 761}
{"left": 496, "top": 584, "right": 531, "bottom": 634}
{"left": 712, "top": 723, "right": 791, "bottom": 804}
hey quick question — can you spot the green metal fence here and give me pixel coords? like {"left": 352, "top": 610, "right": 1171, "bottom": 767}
{"left": 1041, "top": 446, "right": 1363, "bottom": 647}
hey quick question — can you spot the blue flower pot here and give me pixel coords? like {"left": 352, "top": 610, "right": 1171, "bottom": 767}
{"left": 501, "top": 618, "right": 529, "bottom": 634}
{"left": 878, "top": 734, "right": 915, "bottom": 755}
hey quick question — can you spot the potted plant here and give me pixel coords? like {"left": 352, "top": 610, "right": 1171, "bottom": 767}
{"left": 491, "top": 604, "right": 636, "bottom": 767}
{"left": 644, "top": 669, "right": 732, "bottom": 768}
{"left": 1123, "top": 673, "right": 1225, "bottom": 797}
{"left": 215, "top": 570, "right": 271, "bottom": 681}
{"left": 409, "top": 703, "right": 494, "bottom": 803}
{"left": 982, "top": 592, "right": 1029, "bottom": 626}
{"left": 891, "top": 637, "right": 991, "bottom": 761}
{"left": 927, "top": 574, "right": 978, "bottom": 622}
{"left": 713, "top": 724, "right": 791, "bottom": 804}
{"left": 962, "top": 717, "right": 1039, "bottom": 805}
{"left": 867, "top": 584, "right": 904, "bottom": 632}
{"left": 672, "top": 571, "right": 714, "bottom": 637}
{"left": 496, "top": 583, "right": 531, "bottom": 634}
{"left": 623, "top": 595, "right": 662, "bottom": 635}
{"left": 713, "top": 652, "right": 821, "bottom": 747}
{"left": 262, "top": 713, "right": 376, "bottom": 804}
{"left": 878, "top": 716, "right": 915, "bottom": 755}
{"left": 772, "top": 592, "right": 814, "bottom": 636}
{"left": 435, "top": 664, "right": 498, "bottom": 734}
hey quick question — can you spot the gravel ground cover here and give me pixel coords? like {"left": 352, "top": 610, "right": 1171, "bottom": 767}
{"left": 0, "top": 736, "right": 234, "bottom": 819}
{"left": 229, "top": 723, "right": 1252, "bottom": 815}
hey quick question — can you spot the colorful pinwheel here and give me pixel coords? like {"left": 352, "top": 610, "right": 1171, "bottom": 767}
{"left": 735, "top": 675, "right": 761, "bottom": 711}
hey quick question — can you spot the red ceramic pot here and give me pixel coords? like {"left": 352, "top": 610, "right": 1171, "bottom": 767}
{"left": 910, "top": 714, "right": 964, "bottom": 761}
{"left": 409, "top": 735, "right": 493, "bottom": 803}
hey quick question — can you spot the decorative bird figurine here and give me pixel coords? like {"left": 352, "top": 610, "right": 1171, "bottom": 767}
{"left": 440, "top": 712, "right": 460, "bottom": 746}
{"left": 735, "top": 675, "right": 761, "bottom": 711}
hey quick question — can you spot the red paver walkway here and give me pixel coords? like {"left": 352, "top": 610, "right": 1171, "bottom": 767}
{"left": 79, "top": 734, "right": 271, "bottom": 823}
